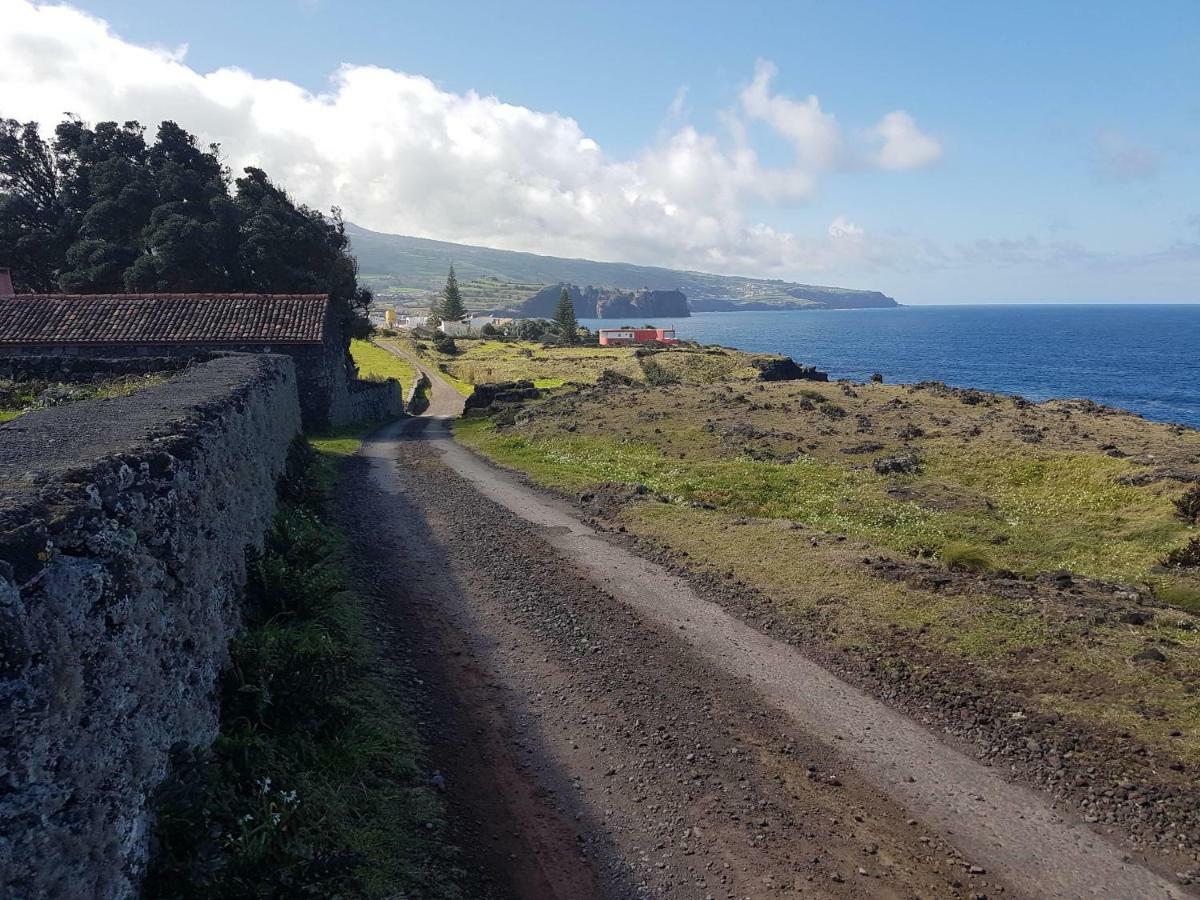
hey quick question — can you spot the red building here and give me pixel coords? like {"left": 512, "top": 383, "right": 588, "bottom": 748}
{"left": 597, "top": 327, "right": 679, "bottom": 346}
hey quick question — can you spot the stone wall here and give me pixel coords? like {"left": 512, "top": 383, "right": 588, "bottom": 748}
{"left": 332, "top": 376, "right": 405, "bottom": 427}
{"left": 0, "top": 355, "right": 196, "bottom": 381}
{"left": 0, "top": 354, "right": 302, "bottom": 900}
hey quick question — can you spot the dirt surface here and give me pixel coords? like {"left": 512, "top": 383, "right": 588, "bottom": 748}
{"left": 334, "top": 349, "right": 1191, "bottom": 897}
{"left": 339, "top": 426, "right": 1001, "bottom": 898}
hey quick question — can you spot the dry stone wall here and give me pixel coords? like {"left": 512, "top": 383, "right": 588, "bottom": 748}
{"left": 0, "top": 354, "right": 302, "bottom": 899}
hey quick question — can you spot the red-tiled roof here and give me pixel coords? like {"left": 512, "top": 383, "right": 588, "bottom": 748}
{"left": 0, "top": 293, "right": 329, "bottom": 346}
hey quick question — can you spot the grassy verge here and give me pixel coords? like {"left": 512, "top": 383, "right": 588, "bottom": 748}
{"left": 145, "top": 438, "right": 465, "bottom": 899}
{"left": 453, "top": 372, "right": 1200, "bottom": 763}
{"left": 350, "top": 338, "right": 416, "bottom": 391}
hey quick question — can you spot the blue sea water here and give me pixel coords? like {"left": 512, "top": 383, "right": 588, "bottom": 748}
{"left": 578, "top": 305, "right": 1200, "bottom": 428}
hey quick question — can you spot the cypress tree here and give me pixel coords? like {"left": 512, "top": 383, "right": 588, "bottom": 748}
{"left": 554, "top": 286, "right": 579, "bottom": 343}
{"left": 439, "top": 265, "right": 467, "bottom": 322}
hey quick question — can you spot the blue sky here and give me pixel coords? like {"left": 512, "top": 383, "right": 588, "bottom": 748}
{"left": 3, "top": 0, "right": 1199, "bottom": 302}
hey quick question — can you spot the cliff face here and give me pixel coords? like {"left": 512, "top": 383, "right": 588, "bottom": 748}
{"left": 520, "top": 283, "right": 690, "bottom": 319}
{"left": 689, "top": 288, "right": 897, "bottom": 311}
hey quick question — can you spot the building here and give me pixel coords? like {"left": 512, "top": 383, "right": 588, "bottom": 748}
{"left": 597, "top": 326, "right": 679, "bottom": 346}
{"left": 0, "top": 290, "right": 400, "bottom": 428}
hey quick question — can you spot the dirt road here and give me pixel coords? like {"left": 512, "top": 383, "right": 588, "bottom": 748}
{"left": 337, "top": 350, "right": 1188, "bottom": 898}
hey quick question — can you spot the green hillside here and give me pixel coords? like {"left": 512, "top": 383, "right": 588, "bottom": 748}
{"left": 346, "top": 223, "right": 898, "bottom": 313}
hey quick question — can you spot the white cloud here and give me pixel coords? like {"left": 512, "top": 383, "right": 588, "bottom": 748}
{"left": 739, "top": 59, "right": 843, "bottom": 170}
{"left": 871, "top": 110, "right": 943, "bottom": 170}
{"left": 828, "top": 216, "right": 865, "bottom": 240}
{"left": 0, "top": 0, "right": 942, "bottom": 279}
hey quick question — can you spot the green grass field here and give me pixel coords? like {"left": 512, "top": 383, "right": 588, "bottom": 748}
{"left": 451, "top": 361, "right": 1200, "bottom": 762}
{"left": 351, "top": 339, "right": 417, "bottom": 390}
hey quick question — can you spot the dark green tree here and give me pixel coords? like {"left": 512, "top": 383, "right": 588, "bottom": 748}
{"left": 123, "top": 121, "right": 235, "bottom": 291}
{"left": 438, "top": 265, "right": 466, "bottom": 322}
{"left": 0, "top": 119, "right": 66, "bottom": 291}
{"left": 553, "top": 286, "right": 579, "bottom": 343}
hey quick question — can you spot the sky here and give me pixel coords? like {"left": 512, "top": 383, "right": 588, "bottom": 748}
{"left": 1, "top": 0, "right": 1198, "bottom": 304}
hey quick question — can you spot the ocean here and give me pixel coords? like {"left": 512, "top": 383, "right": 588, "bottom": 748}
{"left": 578, "top": 305, "right": 1200, "bottom": 428}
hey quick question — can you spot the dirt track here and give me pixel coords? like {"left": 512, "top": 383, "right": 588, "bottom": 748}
{"left": 335, "top": 352, "right": 1188, "bottom": 898}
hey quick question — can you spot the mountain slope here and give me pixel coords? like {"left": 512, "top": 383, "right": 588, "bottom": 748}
{"left": 345, "top": 223, "right": 898, "bottom": 312}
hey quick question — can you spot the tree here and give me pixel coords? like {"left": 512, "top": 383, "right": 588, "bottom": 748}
{"left": 553, "top": 286, "right": 579, "bottom": 344}
{"left": 438, "top": 265, "right": 466, "bottom": 323}
{"left": 0, "top": 119, "right": 65, "bottom": 291}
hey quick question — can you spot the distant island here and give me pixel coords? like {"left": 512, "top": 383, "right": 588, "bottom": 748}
{"left": 345, "top": 222, "right": 898, "bottom": 315}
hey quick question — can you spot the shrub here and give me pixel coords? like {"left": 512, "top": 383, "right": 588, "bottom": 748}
{"left": 641, "top": 358, "right": 679, "bottom": 386}
{"left": 1172, "top": 486, "right": 1200, "bottom": 523}
{"left": 819, "top": 403, "right": 847, "bottom": 420}
{"left": 432, "top": 333, "right": 458, "bottom": 355}
{"left": 145, "top": 447, "right": 464, "bottom": 900}
{"left": 480, "top": 322, "right": 498, "bottom": 336}
{"left": 940, "top": 542, "right": 993, "bottom": 573}
{"left": 1163, "top": 537, "right": 1200, "bottom": 569}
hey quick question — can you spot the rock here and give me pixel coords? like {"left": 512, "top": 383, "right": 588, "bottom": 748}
{"left": 1119, "top": 610, "right": 1154, "bottom": 626}
{"left": 751, "top": 356, "right": 829, "bottom": 382}
{"left": 873, "top": 454, "right": 923, "bottom": 476}
{"left": 1132, "top": 647, "right": 1167, "bottom": 663}
{"left": 464, "top": 380, "right": 541, "bottom": 411}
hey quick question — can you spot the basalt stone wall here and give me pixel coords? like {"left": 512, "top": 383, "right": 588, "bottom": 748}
{"left": 0, "top": 355, "right": 197, "bottom": 381}
{"left": 4, "top": 343, "right": 346, "bottom": 430}
{"left": 0, "top": 354, "right": 301, "bottom": 900}
{"left": 332, "top": 375, "right": 404, "bottom": 426}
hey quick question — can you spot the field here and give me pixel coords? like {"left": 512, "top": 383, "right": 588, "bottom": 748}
{"left": 350, "top": 338, "right": 417, "bottom": 391}
{"left": 421, "top": 338, "right": 1200, "bottom": 763}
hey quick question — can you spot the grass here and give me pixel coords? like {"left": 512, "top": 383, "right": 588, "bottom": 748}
{"left": 451, "top": 363, "right": 1200, "bottom": 762}
{"left": 940, "top": 541, "right": 993, "bottom": 572}
{"left": 308, "top": 423, "right": 377, "bottom": 457}
{"left": 351, "top": 339, "right": 416, "bottom": 391}
{"left": 404, "top": 336, "right": 650, "bottom": 394}
{"left": 1155, "top": 582, "right": 1200, "bottom": 614}
{"left": 144, "top": 439, "right": 466, "bottom": 899}
{"left": 0, "top": 372, "right": 170, "bottom": 419}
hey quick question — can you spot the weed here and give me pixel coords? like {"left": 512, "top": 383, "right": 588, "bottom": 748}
{"left": 1154, "top": 582, "right": 1200, "bottom": 614}
{"left": 641, "top": 358, "right": 680, "bottom": 386}
{"left": 1163, "top": 537, "right": 1200, "bottom": 569}
{"left": 144, "top": 442, "right": 466, "bottom": 899}
{"left": 1173, "top": 486, "right": 1200, "bottom": 523}
{"left": 940, "top": 542, "right": 993, "bottom": 573}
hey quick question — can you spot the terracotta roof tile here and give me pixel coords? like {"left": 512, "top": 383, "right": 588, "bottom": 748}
{"left": 0, "top": 293, "right": 330, "bottom": 346}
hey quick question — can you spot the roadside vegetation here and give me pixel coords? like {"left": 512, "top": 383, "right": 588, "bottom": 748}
{"left": 145, "top": 438, "right": 465, "bottom": 899}
{"left": 349, "top": 338, "right": 416, "bottom": 392}
{"left": 446, "top": 348, "right": 1200, "bottom": 764}
{"left": 392, "top": 330, "right": 761, "bottom": 395}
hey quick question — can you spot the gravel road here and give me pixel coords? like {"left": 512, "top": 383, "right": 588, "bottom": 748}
{"left": 334, "top": 349, "right": 1189, "bottom": 899}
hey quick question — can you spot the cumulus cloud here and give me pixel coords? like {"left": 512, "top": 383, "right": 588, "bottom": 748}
{"left": 827, "top": 216, "right": 865, "bottom": 240}
{"left": 0, "top": 0, "right": 944, "bottom": 278}
{"left": 871, "top": 110, "right": 943, "bottom": 170}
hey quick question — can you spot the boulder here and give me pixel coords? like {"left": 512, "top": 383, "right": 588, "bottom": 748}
{"left": 751, "top": 356, "right": 829, "bottom": 382}
{"left": 873, "top": 454, "right": 923, "bottom": 476}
